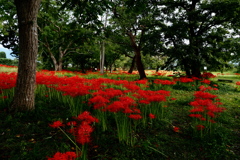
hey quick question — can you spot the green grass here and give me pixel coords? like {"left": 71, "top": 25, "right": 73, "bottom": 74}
{"left": 0, "top": 68, "right": 240, "bottom": 160}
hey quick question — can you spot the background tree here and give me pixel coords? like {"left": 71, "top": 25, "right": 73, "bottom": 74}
{"left": 38, "top": 0, "right": 96, "bottom": 71}
{"left": 0, "top": 51, "right": 6, "bottom": 58}
{"left": 0, "top": 0, "right": 19, "bottom": 56}
{"left": 108, "top": 0, "right": 166, "bottom": 79}
{"left": 158, "top": 0, "right": 240, "bottom": 77}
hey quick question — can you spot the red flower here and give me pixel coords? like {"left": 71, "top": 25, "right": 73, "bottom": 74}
{"left": 139, "top": 100, "right": 150, "bottom": 104}
{"left": 49, "top": 120, "right": 63, "bottom": 128}
{"left": 76, "top": 111, "right": 99, "bottom": 124}
{"left": 149, "top": 113, "right": 156, "bottom": 119}
{"left": 194, "top": 91, "right": 217, "bottom": 99}
{"left": 67, "top": 121, "right": 77, "bottom": 126}
{"left": 196, "top": 124, "right": 205, "bottom": 130}
{"left": 189, "top": 114, "right": 202, "bottom": 118}
{"left": 128, "top": 114, "right": 142, "bottom": 120}
{"left": 173, "top": 126, "right": 180, "bottom": 132}
{"left": 153, "top": 79, "right": 175, "bottom": 85}
{"left": 200, "top": 79, "right": 211, "bottom": 84}
{"left": 47, "top": 151, "right": 77, "bottom": 160}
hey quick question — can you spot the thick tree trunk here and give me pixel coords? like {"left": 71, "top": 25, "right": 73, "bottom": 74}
{"left": 11, "top": 0, "right": 41, "bottom": 111}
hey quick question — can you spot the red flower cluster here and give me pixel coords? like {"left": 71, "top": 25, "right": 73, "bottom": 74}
{"left": 199, "top": 85, "right": 218, "bottom": 92}
{"left": 47, "top": 151, "right": 77, "bottom": 160}
{"left": 189, "top": 89, "right": 226, "bottom": 123}
{"left": 49, "top": 111, "right": 98, "bottom": 145}
{"left": 72, "top": 111, "right": 99, "bottom": 145}
{"left": 201, "top": 72, "right": 216, "bottom": 78}
{"left": 236, "top": 81, "right": 240, "bottom": 85}
{"left": 200, "top": 79, "right": 211, "bottom": 85}
{"left": 149, "top": 113, "right": 156, "bottom": 119}
{"left": 0, "top": 64, "right": 17, "bottom": 68}
{"left": 174, "top": 77, "right": 197, "bottom": 83}
{"left": 196, "top": 124, "right": 205, "bottom": 130}
{"left": 0, "top": 72, "right": 17, "bottom": 90}
{"left": 49, "top": 120, "right": 64, "bottom": 128}
{"left": 154, "top": 79, "right": 176, "bottom": 85}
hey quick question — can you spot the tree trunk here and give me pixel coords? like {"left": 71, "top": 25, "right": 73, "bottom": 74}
{"left": 11, "top": 0, "right": 41, "bottom": 111}
{"left": 191, "top": 65, "right": 201, "bottom": 78}
{"left": 128, "top": 55, "right": 136, "bottom": 74}
{"left": 127, "top": 32, "right": 147, "bottom": 79}
{"left": 100, "top": 41, "right": 105, "bottom": 74}
{"left": 135, "top": 49, "right": 146, "bottom": 79}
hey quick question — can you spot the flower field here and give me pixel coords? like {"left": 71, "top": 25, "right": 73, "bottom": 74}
{"left": 0, "top": 64, "right": 240, "bottom": 160}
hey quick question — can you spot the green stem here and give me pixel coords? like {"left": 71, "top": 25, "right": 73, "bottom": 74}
{"left": 58, "top": 127, "right": 81, "bottom": 151}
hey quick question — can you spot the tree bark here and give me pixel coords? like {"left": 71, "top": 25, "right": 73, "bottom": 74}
{"left": 128, "top": 55, "right": 136, "bottom": 74}
{"left": 127, "top": 32, "right": 147, "bottom": 79}
{"left": 11, "top": 0, "right": 41, "bottom": 111}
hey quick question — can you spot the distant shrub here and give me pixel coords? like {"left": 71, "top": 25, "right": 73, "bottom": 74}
{"left": 0, "top": 58, "right": 14, "bottom": 66}
{"left": 0, "top": 52, "right": 6, "bottom": 58}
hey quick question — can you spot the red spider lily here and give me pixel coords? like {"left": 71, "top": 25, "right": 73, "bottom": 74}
{"left": 179, "top": 77, "right": 194, "bottom": 83}
{"left": 88, "top": 95, "right": 110, "bottom": 109}
{"left": 196, "top": 124, "right": 205, "bottom": 130}
{"left": 189, "top": 114, "right": 203, "bottom": 118}
{"left": 200, "top": 79, "right": 211, "bottom": 84}
{"left": 49, "top": 121, "right": 64, "bottom": 128}
{"left": 149, "top": 113, "right": 156, "bottom": 119}
{"left": 0, "top": 72, "right": 17, "bottom": 90}
{"left": 128, "top": 114, "right": 142, "bottom": 120}
{"left": 153, "top": 79, "right": 176, "bottom": 85}
{"left": 155, "top": 72, "right": 166, "bottom": 76}
{"left": 67, "top": 111, "right": 99, "bottom": 145}
{"left": 105, "top": 101, "right": 125, "bottom": 113}
{"left": 194, "top": 91, "right": 217, "bottom": 99}
{"left": 209, "top": 119, "right": 216, "bottom": 123}
{"left": 0, "top": 64, "right": 17, "bottom": 68}
{"left": 173, "top": 126, "right": 180, "bottom": 132}
{"left": 199, "top": 85, "right": 218, "bottom": 91}
{"left": 236, "top": 81, "right": 240, "bottom": 85}
{"left": 75, "top": 123, "right": 94, "bottom": 144}
{"left": 139, "top": 100, "right": 150, "bottom": 104}
{"left": 1, "top": 96, "right": 8, "bottom": 99}
{"left": 67, "top": 121, "right": 77, "bottom": 126}
{"left": 135, "top": 79, "right": 148, "bottom": 85}
{"left": 201, "top": 72, "right": 216, "bottom": 78}
{"left": 47, "top": 151, "right": 77, "bottom": 160}
{"left": 92, "top": 88, "right": 124, "bottom": 99}
{"left": 75, "top": 111, "right": 99, "bottom": 124}
{"left": 136, "top": 90, "right": 170, "bottom": 103}
{"left": 123, "top": 83, "right": 141, "bottom": 90}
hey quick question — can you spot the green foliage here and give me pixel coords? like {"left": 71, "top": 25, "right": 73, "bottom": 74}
{"left": 0, "top": 51, "right": 6, "bottom": 58}
{"left": 0, "top": 58, "right": 14, "bottom": 65}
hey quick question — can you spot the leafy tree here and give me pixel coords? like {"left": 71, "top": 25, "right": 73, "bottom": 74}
{"left": 108, "top": 0, "right": 165, "bottom": 79}
{"left": 158, "top": 0, "right": 240, "bottom": 77}
{"left": 0, "top": 0, "right": 18, "bottom": 53}
{"left": 0, "top": 51, "right": 6, "bottom": 58}
{"left": 38, "top": 0, "right": 95, "bottom": 71}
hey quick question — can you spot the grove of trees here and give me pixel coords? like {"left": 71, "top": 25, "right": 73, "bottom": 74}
{"left": 0, "top": 0, "right": 239, "bottom": 110}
